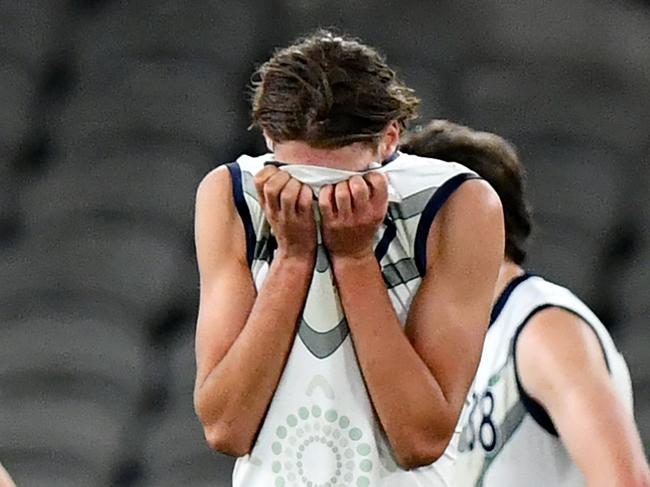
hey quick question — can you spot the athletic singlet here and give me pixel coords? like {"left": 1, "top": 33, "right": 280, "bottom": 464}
{"left": 226, "top": 151, "right": 478, "bottom": 487}
{"left": 454, "top": 274, "right": 633, "bottom": 486}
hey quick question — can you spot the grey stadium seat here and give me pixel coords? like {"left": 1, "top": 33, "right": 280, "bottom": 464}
{"left": 20, "top": 140, "right": 208, "bottom": 234}
{"left": 0, "top": 0, "right": 62, "bottom": 73}
{"left": 522, "top": 137, "right": 627, "bottom": 232}
{"left": 0, "top": 61, "right": 35, "bottom": 152}
{"left": 460, "top": 62, "right": 646, "bottom": 149}
{"left": 51, "top": 58, "right": 245, "bottom": 152}
{"left": 72, "top": 0, "right": 267, "bottom": 68}
{"left": 20, "top": 218, "right": 194, "bottom": 322}
{"left": 525, "top": 221, "right": 603, "bottom": 303}
{"left": 142, "top": 400, "right": 235, "bottom": 487}
{"left": 0, "top": 399, "right": 123, "bottom": 487}
{"left": 477, "top": 0, "right": 606, "bottom": 62}
{"left": 168, "top": 328, "right": 197, "bottom": 410}
{"left": 0, "top": 295, "right": 147, "bottom": 416}
{"left": 276, "top": 0, "right": 492, "bottom": 65}
{"left": 615, "top": 245, "right": 650, "bottom": 323}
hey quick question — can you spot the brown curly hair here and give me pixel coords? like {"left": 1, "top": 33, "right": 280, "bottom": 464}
{"left": 251, "top": 30, "right": 420, "bottom": 149}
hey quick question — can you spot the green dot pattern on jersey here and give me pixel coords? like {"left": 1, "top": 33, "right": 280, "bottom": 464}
{"left": 273, "top": 405, "right": 374, "bottom": 486}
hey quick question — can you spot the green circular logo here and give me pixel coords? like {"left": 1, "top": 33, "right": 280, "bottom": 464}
{"left": 272, "top": 405, "right": 374, "bottom": 486}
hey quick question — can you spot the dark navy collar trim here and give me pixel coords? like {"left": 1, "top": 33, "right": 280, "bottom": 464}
{"left": 489, "top": 272, "right": 534, "bottom": 327}
{"left": 382, "top": 151, "right": 400, "bottom": 165}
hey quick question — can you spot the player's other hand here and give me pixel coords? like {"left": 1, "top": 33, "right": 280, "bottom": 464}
{"left": 255, "top": 166, "right": 316, "bottom": 261}
{"left": 319, "top": 173, "right": 388, "bottom": 260}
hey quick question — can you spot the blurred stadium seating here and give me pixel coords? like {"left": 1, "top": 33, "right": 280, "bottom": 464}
{"left": 0, "top": 0, "right": 649, "bottom": 484}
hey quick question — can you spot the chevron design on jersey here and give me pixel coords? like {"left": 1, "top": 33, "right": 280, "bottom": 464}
{"left": 298, "top": 317, "right": 350, "bottom": 359}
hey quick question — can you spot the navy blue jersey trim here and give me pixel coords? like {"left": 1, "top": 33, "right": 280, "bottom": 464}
{"left": 382, "top": 151, "right": 400, "bottom": 165}
{"left": 374, "top": 217, "right": 397, "bottom": 263}
{"left": 489, "top": 273, "right": 534, "bottom": 328}
{"left": 512, "top": 304, "right": 612, "bottom": 437}
{"left": 414, "top": 173, "right": 480, "bottom": 275}
{"left": 225, "top": 162, "right": 255, "bottom": 267}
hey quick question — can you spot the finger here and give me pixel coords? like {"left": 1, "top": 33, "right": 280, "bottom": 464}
{"left": 297, "top": 184, "right": 314, "bottom": 215}
{"left": 364, "top": 172, "right": 389, "bottom": 203}
{"left": 254, "top": 165, "right": 279, "bottom": 207}
{"left": 263, "top": 171, "right": 291, "bottom": 214}
{"left": 334, "top": 181, "right": 352, "bottom": 218}
{"left": 318, "top": 185, "right": 336, "bottom": 222}
{"left": 280, "top": 178, "right": 302, "bottom": 217}
{"left": 348, "top": 175, "right": 370, "bottom": 210}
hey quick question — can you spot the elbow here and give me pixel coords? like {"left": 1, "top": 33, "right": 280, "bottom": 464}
{"left": 202, "top": 421, "right": 252, "bottom": 457}
{"left": 393, "top": 423, "right": 455, "bottom": 470}
{"left": 394, "top": 435, "right": 450, "bottom": 470}
{"left": 194, "top": 392, "right": 252, "bottom": 457}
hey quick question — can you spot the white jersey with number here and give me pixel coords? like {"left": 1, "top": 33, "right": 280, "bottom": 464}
{"left": 454, "top": 274, "right": 633, "bottom": 487}
{"left": 225, "top": 151, "right": 478, "bottom": 487}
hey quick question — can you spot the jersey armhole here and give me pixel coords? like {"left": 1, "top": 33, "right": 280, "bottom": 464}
{"left": 511, "top": 304, "right": 612, "bottom": 437}
{"left": 224, "top": 162, "right": 255, "bottom": 267}
{"left": 413, "top": 173, "right": 481, "bottom": 275}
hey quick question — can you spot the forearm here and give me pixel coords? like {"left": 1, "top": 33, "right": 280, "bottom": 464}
{"left": 332, "top": 254, "right": 456, "bottom": 467}
{"left": 195, "top": 254, "right": 314, "bottom": 454}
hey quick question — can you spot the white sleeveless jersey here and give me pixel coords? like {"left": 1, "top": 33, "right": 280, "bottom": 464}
{"left": 454, "top": 274, "right": 633, "bottom": 487}
{"left": 225, "top": 151, "right": 478, "bottom": 487}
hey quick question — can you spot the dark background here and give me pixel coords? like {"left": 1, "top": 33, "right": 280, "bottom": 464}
{"left": 0, "top": 0, "right": 648, "bottom": 485}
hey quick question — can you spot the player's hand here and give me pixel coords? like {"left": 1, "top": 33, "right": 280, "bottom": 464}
{"left": 255, "top": 165, "right": 316, "bottom": 261}
{"left": 319, "top": 173, "right": 388, "bottom": 260}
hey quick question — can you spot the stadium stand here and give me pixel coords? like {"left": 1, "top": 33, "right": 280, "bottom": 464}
{"left": 0, "top": 0, "right": 648, "bottom": 484}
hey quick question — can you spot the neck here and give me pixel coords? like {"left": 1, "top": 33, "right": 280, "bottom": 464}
{"left": 272, "top": 141, "right": 381, "bottom": 172}
{"left": 493, "top": 260, "right": 525, "bottom": 306}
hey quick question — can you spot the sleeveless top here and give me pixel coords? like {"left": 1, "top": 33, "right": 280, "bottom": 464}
{"left": 226, "top": 151, "right": 478, "bottom": 487}
{"left": 454, "top": 274, "right": 633, "bottom": 486}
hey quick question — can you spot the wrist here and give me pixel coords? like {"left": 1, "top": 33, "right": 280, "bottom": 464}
{"left": 273, "top": 250, "right": 316, "bottom": 272}
{"left": 331, "top": 250, "right": 377, "bottom": 273}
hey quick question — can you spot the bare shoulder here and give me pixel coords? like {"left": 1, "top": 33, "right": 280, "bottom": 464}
{"left": 517, "top": 307, "right": 609, "bottom": 395}
{"left": 196, "top": 165, "right": 234, "bottom": 210}
{"left": 442, "top": 178, "right": 503, "bottom": 223}
{"left": 427, "top": 177, "right": 504, "bottom": 270}
{"left": 518, "top": 307, "right": 607, "bottom": 366}
{"left": 195, "top": 165, "right": 247, "bottom": 269}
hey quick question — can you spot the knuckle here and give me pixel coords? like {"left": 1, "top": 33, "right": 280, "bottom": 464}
{"left": 369, "top": 172, "right": 387, "bottom": 186}
{"left": 280, "top": 191, "right": 294, "bottom": 206}
{"left": 263, "top": 183, "right": 276, "bottom": 198}
{"left": 349, "top": 175, "right": 365, "bottom": 190}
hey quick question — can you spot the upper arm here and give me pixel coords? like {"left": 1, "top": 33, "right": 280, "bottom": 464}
{"left": 405, "top": 178, "right": 504, "bottom": 407}
{"left": 194, "top": 167, "right": 256, "bottom": 387}
{"left": 517, "top": 308, "right": 650, "bottom": 485}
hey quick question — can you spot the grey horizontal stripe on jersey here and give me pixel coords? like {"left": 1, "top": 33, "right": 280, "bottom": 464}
{"left": 382, "top": 258, "right": 420, "bottom": 289}
{"left": 254, "top": 244, "right": 420, "bottom": 290}
{"left": 298, "top": 317, "right": 349, "bottom": 359}
{"left": 477, "top": 401, "right": 527, "bottom": 487}
{"left": 388, "top": 186, "right": 436, "bottom": 220}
